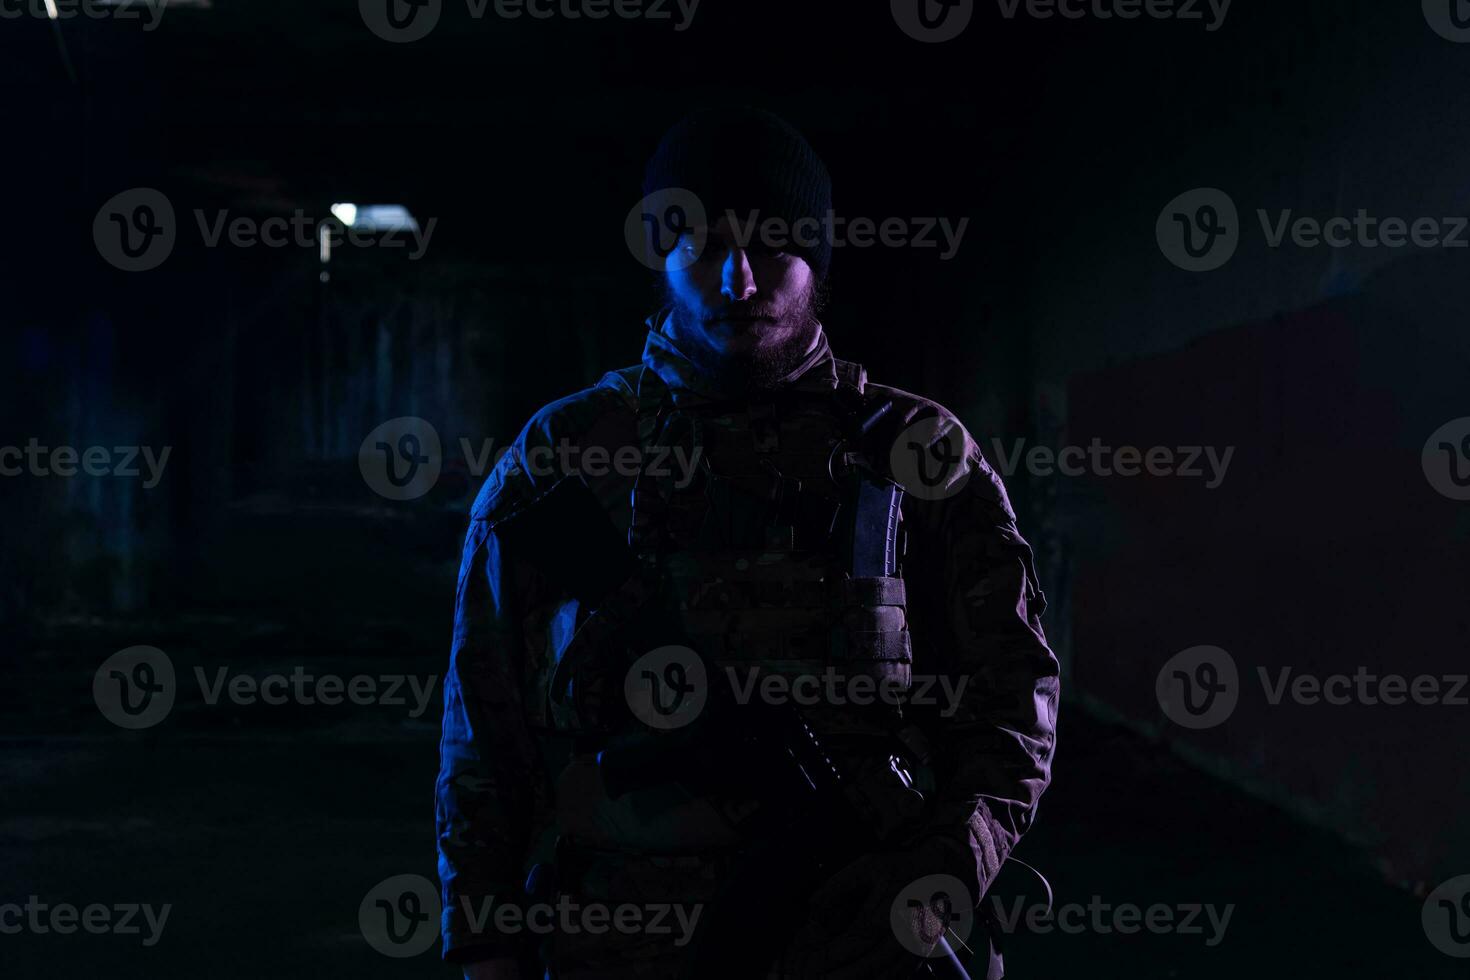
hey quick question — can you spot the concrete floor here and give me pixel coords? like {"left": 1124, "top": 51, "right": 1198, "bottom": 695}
{"left": 2, "top": 603, "right": 1456, "bottom": 978}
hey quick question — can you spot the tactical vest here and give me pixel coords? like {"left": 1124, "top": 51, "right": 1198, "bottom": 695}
{"left": 538, "top": 358, "right": 915, "bottom": 741}
{"left": 509, "top": 362, "right": 951, "bottom": 977}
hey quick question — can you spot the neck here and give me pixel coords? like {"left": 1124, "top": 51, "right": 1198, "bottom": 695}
{"left": 663, "top": 310, "right": 824, "bottom": 395}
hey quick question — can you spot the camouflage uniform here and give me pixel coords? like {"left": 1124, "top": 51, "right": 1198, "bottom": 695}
{"left": 437, "top": 311, "right": 1060, "bottom": 978}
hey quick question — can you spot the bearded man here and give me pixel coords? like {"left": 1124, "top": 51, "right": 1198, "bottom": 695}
{"left": 437, "top": 106, "right": 1059, "bottom": 979}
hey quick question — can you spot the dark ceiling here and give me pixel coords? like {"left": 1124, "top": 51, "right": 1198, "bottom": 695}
{"left": 0, "top": 0, "right": 1404, "bottom": 290}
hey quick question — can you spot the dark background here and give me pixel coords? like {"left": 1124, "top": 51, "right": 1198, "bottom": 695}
{"left": 2, "top": 0, "right": 1468, "bottom": 976}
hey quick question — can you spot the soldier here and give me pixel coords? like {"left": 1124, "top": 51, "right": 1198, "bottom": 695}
{"left": 437, "top": 106, "right": 1059, "bottom": 979}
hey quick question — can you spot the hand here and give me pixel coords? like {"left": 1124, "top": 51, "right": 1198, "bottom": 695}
{"left": 462, "top": 956, "right": 521, "bottom": 980}
{"left": 778, "top": 837, "right": 977, "bottom": 980}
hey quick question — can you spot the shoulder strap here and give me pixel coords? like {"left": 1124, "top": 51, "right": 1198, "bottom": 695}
{"left": 833, "top": 358, "right": 867, "bottom": 396}
{"left": 628, "top": 365, "right": 677, "bottom": 556}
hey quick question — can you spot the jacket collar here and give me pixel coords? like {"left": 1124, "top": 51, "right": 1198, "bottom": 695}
{"left": 640, "top": 308, "right": 838, "bottom": 405}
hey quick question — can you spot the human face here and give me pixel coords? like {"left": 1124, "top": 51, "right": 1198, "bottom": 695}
{"left": 663, "top": 214, "right": 821, "bottom": 379}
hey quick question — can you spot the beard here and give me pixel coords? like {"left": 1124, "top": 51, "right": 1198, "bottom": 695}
{"left": 662, "top": 277, "right": 828, "bottom": 393}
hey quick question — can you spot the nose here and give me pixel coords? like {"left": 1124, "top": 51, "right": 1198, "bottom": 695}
{"left": 720, "top": 246, "right": 758, "bottom": 302}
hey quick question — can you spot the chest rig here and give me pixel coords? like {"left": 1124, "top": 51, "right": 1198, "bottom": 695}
{"left": 540, "top": 359, "right": 913, "bottom": 738}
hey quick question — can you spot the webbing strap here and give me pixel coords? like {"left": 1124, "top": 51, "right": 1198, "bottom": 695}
{"left": 843, "top": 576, "right": 906, "bottom": 607}
{"left": 628, "top": 365, "right": 675, "bottom": 557}
{"left": 832, "top": 358, "right": 867, "bottom": 395}
{"left": 833, "top": 630, "right": 912, "bottom": 662}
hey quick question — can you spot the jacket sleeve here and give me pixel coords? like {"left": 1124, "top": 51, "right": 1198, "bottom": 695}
{"left": 901, "top": 427, "right": 1060, "bottom": 903}
{"left": 436, "top": 449, "right": 551, "bottom": 963}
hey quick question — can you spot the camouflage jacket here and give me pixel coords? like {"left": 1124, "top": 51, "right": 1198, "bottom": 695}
{"left": 436, "top": 313, "right": 1060, "bottom": 967}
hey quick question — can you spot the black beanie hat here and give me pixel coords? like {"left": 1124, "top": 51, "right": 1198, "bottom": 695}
{"left": 642, "top": 106, "right": 834, "bottom": 280}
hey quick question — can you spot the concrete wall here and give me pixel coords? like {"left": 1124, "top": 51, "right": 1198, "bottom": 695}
{"left": 1007, "top": 0, "right": 1470, "bottom": 890}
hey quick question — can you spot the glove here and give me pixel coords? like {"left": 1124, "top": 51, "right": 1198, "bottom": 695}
{"left": 775, "top": 836, "right": 978, "bottom": 980}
